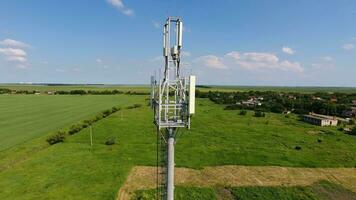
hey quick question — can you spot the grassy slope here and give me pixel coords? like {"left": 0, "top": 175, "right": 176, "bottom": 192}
{"left": 0, "top": 97, "right": 355, "bottom": 200}
{"left": 0, "top": 95, "right": 142, "bottom": 151}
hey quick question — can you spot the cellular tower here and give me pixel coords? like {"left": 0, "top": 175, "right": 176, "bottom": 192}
{"left": 151, "top": 17, "right": 196, "bottom": 200}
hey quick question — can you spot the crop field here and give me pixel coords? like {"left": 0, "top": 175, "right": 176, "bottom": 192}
{"left": 0, "top": 94, "right": 143, "bottom": 151}
{"left": 0, "top": 93, "right": 355, "bottom": 200}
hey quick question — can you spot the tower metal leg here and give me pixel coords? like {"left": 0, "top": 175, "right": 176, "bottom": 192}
{"left": 167, "top": 128, "right": 175, "bottom": 200}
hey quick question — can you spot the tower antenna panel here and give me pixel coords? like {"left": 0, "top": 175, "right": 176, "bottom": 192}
{"left": 151, "top": 17, "right": 196, "bottom": 200}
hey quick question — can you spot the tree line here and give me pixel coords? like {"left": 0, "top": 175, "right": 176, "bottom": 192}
{"left": 0, "top": 88, "right": 149, "bottom": 95}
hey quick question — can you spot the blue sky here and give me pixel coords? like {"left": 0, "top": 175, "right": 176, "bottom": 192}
{"left": 0, "top": 0, "right": 355, "bottom": 86}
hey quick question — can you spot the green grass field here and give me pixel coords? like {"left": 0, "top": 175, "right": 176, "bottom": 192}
{"left": 0, "top": 95, "right": 143, "bottom": 151}
{"left": 0, "top": 95, "right": 355, "bottom": 199}
{"left": 133, "top": 187, "right": 217, "bottom": 200}
{"left": 134, "top": 181, "right": 356, "bottom": 200}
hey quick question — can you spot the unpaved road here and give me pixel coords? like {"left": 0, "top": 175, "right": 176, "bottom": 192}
{"left": 117, "top": 165, "right": 356, "bottom": 200}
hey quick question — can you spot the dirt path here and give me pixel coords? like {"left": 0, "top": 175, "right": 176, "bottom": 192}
{"left": 117, "top": 165, "right": 356, "bottom": 200}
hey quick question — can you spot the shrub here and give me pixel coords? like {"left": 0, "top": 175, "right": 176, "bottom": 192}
{"left": 239, "top": 110, "right": 247, "bottom": 115}
{"left": 295, "top": 146, "right": 302, "bottom": 150}
{"left": 254, "top": 110, "right": 265, "bottom": 117}
{"left": 83, "top": 119, "right": 93, "bottom": 127}
{"left": 102, "top": 109, "right": 112, "bottom": 118}
{"left": 111, "top": 106, "right": 120, "bottom": 112}
{"left": 350, "top": 126, "right": 356, "bottom": 136}
{"left": 127, "top": 104, "right": 142, "bottom": 109}
{"left": 105, "top": 136, "right": 116, "bottom": 145}
{"left": 317, "top": 139, "right": 322, "bottom": 143}
{"left": 68, "top": 124, "right": 82, "bottom": 135}
{"left": 69, "top": 90, "right": 87, "bottom": 95}
{"left": 95, "top": 114, "right": 103, "bottom": 121}
{"left": 47, "top": 131, "right": 66, "bottom": 145}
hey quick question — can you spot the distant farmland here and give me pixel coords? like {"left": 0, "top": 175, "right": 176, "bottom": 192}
{"left": 1, "top": 84, "right": 356, "bottom": 93}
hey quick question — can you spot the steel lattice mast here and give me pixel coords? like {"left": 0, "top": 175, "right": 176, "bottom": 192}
{"left": 151, "top": 17, "right": 196, "bottom": 200}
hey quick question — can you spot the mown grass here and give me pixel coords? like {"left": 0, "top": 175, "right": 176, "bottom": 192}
{"left": 133, "top": 187, "right": 217, "bottom": 200}
{"left": 133, "top": 181, "right": 356, "bottom": 200}
{"left": 0, "top": 96, "right": 355, "bottom": 199}
{"left": 0, "top": 94, "right": 142, "bottom": 151}
{"left": 176, "top": 99, "right": 356, "bottom": 168}
{"left": 230, "top": 180, "right": 356, "bottom": 200}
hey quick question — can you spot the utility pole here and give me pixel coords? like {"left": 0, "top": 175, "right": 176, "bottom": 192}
{"left": 151, "top": 17, "right": 196, "bottom": 200}
{"left": 90, "top": 125, "right": 93, "bottom": 148}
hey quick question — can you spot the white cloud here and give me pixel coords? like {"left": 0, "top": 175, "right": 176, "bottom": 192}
{"left": 181, "top": 51, "right": 191, "bottom": 57}
{"left": 96, "top": 58, "right": 102, "bottom": 63}
{"left": 196, "top": 51, "right": 304, "bottom": 73}
{"left": 107, "top": 0, "right": 134, "bottom": 16}
{"left": 282, "top": 46, "right": 295, "bottom": 55}
{"left": 279, "top": 60, "right": 303, "bottom": 72}
{"left": 342, "top": 43, "right": 354, "bottom": 50}
{"left": 55, "top": 68, "right": 65, "bottom": 72}
{"left": 322, "top": 56, "right": 333, "bottom": 61}
{"left": 149, "top": 56, "right": 163, "bottom": 62}
{"left": 0, "top": 39, "right": 30, "bottom": 48}
{"left": 0, "top": 48, "right": 28, "bottom": 64}
{"left": 311, "top": 63, "right": 334, "bottom": 70}
{"left": 225, "top": 51, "right": 303, "bottom": 72}
{"left": 195, "top": 55, "right": 227, "bottom": 69}
{"left": 0, "top": 39, "right": 30, "bottom": 69}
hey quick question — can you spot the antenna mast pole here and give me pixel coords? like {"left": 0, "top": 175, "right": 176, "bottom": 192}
{"left": 151, "top": 17, "right": 196, "bottom": 200}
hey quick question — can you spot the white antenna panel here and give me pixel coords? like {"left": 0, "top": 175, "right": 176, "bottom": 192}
{"left": 189, "top": 75, "right": 196, "bottom": 114}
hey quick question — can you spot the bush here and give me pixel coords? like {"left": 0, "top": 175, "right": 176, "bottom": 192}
{"left": 47, "top": 131, "right": 66, "bottom": 145}
{"left": 111, "top": 106, "right": 120, "bottom": 112}
{"left": 83, "top": 119, "right": 93, "bottom": 127}
{"left": 95, "top": 114, "right": 103, "bottom": 121}
{"left": 254, "top": 110, "right": 265, "bottom": 117}
{"left": 127, "top": 104, "right": 142, "bottom": 109}
{"left": 350, "top": 126, "right": 356, "bottom": 136}
{"left": 317, "top": 139, "right": 322, "bottom": 143}
{"left": 102, "top": 109, "right": 112, "bottom": 118}
{"left": 295, "top": 146, "right": 302, "bottom": 150}
{"left": 239, "top": 110, "right": 247, "bottom": 115}
{"left": 68, "top": 124, "right": 82, "bottom": 135}
{"left": 69, "top": 90, "right": 87, "bottom": 95}
{"left": 105, "top": 136, "right": 116, "bottom": 145}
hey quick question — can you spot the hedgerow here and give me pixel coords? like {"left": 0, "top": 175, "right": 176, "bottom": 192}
{"left": 46, "top": 105, "right": 140, "bottom": 145}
